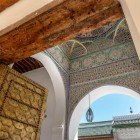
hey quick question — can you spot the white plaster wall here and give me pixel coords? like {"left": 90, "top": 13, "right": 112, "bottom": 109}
{"left": 32, "top": 53, "right": 66, "bottom": 140}
{"left": 115, "top": 127, "right": 140, "bottom": 140}
{"left": 24, "top": 67, "right": 55, "bottom": 140}
{"left": 74, "top": 132, "right": 78, "bottom": 140}
{"left": 32, "top": 53, "right": 66, "bottom": 129}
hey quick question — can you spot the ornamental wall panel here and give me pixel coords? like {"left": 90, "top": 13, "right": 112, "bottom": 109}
{"left": 0, "top": 64, "right": 48, "bottom": 140}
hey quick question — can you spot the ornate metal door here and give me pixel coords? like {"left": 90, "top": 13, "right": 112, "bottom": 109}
{"left": 0, "top": 65, "right": 48, "bottom": 140}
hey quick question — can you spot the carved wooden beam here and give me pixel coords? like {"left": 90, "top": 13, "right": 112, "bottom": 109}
{"left": 0, "top": 0, "right": 19, "bottom": 12}
{"left": 0, "top": 0, "right": 124, "bottom": 64}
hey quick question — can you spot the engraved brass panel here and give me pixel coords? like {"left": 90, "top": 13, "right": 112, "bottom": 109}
{"left": 0, "top": 64, "right": 48, "bottom": 140}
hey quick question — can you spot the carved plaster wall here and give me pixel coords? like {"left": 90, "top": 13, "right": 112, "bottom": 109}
{"left": 68, "top": 20, "right": 140, "bottom": 117}
{"left": 0, "top": 64, "right": 48, "bottom": 140}
{"left": 46, "top": 46, "right": 70, "bottom": 94}
{"left": 37, "top": 19, "right": 140, "bottom": 139}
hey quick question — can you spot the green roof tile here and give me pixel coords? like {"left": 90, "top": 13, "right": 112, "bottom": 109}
{"left": 79, "top": 114, "right": 140, "bottom": 137}
{"left": 78, "top": 121, "right": 112, "bottom": 137}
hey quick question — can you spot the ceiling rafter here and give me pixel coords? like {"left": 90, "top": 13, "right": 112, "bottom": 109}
{"left": 0, "top": 0, "right": 124, "bottom": 64}
{"left": 12, "top": 57, "right": 43, "bottom": 73}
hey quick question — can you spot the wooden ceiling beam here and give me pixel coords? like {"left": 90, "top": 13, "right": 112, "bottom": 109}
{"left": 0, "top": 0, "right": 19, "bottom": 12}
{"left": 0, "top": 0, "right": 124, "bottom": 64}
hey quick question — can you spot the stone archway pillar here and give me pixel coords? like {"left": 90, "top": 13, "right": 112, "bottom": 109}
{"left": 32, "top": 52, "right": 66, "bottom": 140}
{"left": 52, "top": 126, "right": 64, "bottom": 140}
{"left": 118, "top": 0, "right": 140, "bottom": 59}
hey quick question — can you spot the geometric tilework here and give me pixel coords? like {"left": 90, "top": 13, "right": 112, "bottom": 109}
{"left": 71, "top": 19, "right": 133, "bottom": 60}
{"left": 70, "top": 42, "right": 137, "bottom": 73}
{"left": 70, "top": 57, "right": 140, "bottom": 85}
{"left": 0, "top": 64, "right": 48, "bottom": 140}
{"left": 43, "top": 19, "right": 140, "bottom": 140}
{"left": 66, "top": 18, "right": 140, "bottom": 117}
{"left": 46, "top": 46, "right": 70, "bottom": 74}
{"left": 69, "top": 70, "right": 140, "bottom": 115}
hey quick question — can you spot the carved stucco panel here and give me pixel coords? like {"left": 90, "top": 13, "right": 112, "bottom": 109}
{"left": 69, "top": 71, "right": 140, "bottom": 116}
{"left": 0, "top": 65, "right": 48, "bottom": 140}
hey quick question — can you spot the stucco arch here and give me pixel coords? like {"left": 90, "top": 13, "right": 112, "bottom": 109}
{"left": 69, "top": 85, "right": 140, "bottom": 140}
{"left": 32, "top": 52, "right": 66, "bottom": 140}
{"left": 11, "top": 52, "right": 66, "bottom": 140}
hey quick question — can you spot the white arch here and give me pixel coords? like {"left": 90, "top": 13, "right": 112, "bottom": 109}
{"left": 32, "top": 52, "right": 66, "bottom": 140}
{"left": 69, "top": 85, "right": 140, "bottom": 140}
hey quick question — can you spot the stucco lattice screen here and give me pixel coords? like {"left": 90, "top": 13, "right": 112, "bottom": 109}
{"left": 0, "top": 64, "right": 48, "bottom": 140}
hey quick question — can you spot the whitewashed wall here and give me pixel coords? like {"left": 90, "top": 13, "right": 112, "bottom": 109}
{"left": 24, "top": 67, "right": 55, "bottom": 140}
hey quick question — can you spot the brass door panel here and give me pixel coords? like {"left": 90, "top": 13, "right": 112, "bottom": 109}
{"left": 0, "top": 65, "right": 48, "bottom": 140}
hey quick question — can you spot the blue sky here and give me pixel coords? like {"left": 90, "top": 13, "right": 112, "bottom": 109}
{"left": 80, "top": 94, "right": 140, "bottom": 123}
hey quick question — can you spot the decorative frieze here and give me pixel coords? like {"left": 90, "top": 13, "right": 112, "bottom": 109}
{"left": 69, "top": 71, "right": 140, "bottom": 114}
{"left": 70, "top": 42, "right": 137, "bottom": 72}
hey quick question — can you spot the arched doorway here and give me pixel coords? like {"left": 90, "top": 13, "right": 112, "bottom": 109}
{"left": 32, "top": 52, "right": 66, "bottom": 140}
{"left": 69, "top": 85, "right": 140, "bottom": 140}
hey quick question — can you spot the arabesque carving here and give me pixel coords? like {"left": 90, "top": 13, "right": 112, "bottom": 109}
{"left": 0, "top": 64, "right": 48, "bottom": 140}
